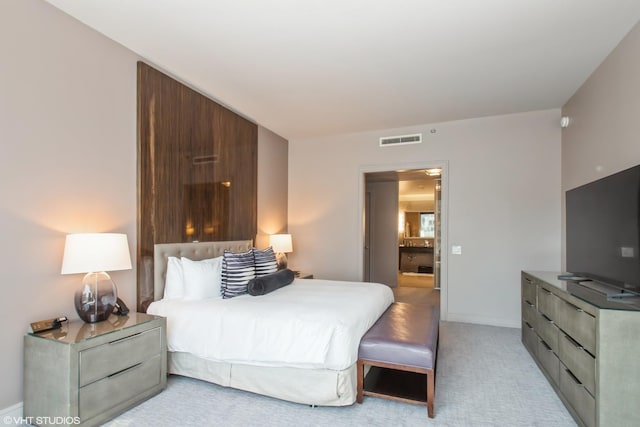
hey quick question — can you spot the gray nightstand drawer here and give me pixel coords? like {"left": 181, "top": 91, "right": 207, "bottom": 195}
{"left": 560, "top": 364, "right": 595, "bottom": 427}
{"left": 521, "top": 274, "right": 537, "bottom": 305}
{"left": 557, "top": 300, "right": 596, "bottom": 355}
{"left": 538, "top": 286, "right": 560, "bottom": 321}
{"left": 79, "top": 355, "right": 162, "bottom": 421}
{"left": 559, "top": 332, "right": 595, "bottom": 396}
{"left": 522, "top": 320, "right": 537, "bottom": 356}
{"left": 80, "top": 327, "right": 162, "bottom": 386}
{"left": 521, "top": 299, "right": 537, "bottom": 328}
{"left": 537, "top": 338, "right": 560, "bottom": 385}
{"left": 536, "top": 311, "right": 559, "bottom": 353}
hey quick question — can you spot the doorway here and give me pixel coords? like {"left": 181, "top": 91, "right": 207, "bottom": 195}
{"left": 361, "top": 165, "right": 446, "bottom": 310}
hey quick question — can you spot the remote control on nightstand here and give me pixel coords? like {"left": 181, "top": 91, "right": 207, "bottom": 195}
{"left": 29, "top": 317, "right": 67, "bottom": 334}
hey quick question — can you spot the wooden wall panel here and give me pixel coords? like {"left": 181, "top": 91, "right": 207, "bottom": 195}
{"left": 137, "top": 62, "right": 257, "bottom": 310}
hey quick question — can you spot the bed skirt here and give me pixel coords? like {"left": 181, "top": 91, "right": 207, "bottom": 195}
{"left": 168, "top": 351, "right": 357, "bottom": 406}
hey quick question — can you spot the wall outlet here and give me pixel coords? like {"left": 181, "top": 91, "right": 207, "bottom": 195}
{"left": 452, "top": 245, "right": 462, "bottom": 255}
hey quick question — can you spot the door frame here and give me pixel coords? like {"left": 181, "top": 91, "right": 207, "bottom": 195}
{"left": 357, "top": 160, "right": 449, "bottom": 321}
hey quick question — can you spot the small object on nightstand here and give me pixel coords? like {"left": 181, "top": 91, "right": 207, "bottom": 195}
{"left": 293, "top": 270, "right": 314, "bottom": 279}
{"left": 29, "top": 316, "right": 68, "bottom": 334}
{"left": 114, "top": 297, "right": 129, "bottom": 315}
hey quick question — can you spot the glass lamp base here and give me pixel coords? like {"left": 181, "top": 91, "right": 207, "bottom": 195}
{"left": 75, "top": 271, "right": 118, "bottom": 323}
{"left": 275, "top": 252, "right": 288, "bottom": 270}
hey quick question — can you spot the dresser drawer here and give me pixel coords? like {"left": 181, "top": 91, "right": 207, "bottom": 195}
{"left": 522, "top": 320, "right": 537, "bottom": 356}
{"left": 559, "top": 332, "right": 595, "bottom": 396}
{"left": 537, "top": 286, "right": 560, "bottom": 321}
{"left": 79, "top": 327, "right": 162, "bottom": 386}
{"left": 537, "top": 338, "right": 560, "bottom": 385}
{"left": 521, "top": 274, "right": 537, "bottom": 305}
{"left": 557, "top": 300, "right": 596, "bottom": 355}
{"left": 536, "top": 311, "right": 559, "bottom": 353}
{"left": 521, "top": 299, "right": 537, "bottom": 329}
{"left": 560, "top": 364, "right": 595, "bottom": 427}
{"left": 79, "top": 354, "right": 162, "bottom": 421}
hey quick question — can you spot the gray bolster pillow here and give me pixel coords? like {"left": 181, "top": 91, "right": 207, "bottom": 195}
{"left": 247, "top": 269, "right": 296, "bottom": 296}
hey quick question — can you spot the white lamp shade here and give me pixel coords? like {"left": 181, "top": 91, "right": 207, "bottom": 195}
{"left": 269, "top": 234, "right": 293, "bottom": 253}
{"left": 61, "top": 233, "right": 132, "bottom": 274}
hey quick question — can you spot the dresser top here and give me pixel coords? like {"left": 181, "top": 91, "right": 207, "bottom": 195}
{"left": 525, "top": 271, "right": 640, "bottom": 311}
{"left": 27, "top": 313, "right": 163, "bottom": 344}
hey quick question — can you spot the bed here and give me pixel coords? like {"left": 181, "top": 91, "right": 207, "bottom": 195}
{"left": 147, "top": 240, "right": 394, "bottom": 406}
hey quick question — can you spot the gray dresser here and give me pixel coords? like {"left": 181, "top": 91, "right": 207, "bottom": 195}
{"left": 24, "top": 313, "right": 167, "bottom": 427}
{"left": 521, "top": 271, "right": 640, "bottom": 427}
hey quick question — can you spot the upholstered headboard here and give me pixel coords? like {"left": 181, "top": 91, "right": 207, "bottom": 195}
{"left": 153, "top": 240, "right": 253, "bottom": 301}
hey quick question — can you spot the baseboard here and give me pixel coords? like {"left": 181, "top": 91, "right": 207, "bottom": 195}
{"left": 0, "top": 402, "right": 23, "bottom": 426}
{"left": 445, "top": 313, "right": 520, "bottom": 329}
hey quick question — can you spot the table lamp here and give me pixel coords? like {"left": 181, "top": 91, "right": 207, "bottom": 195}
{"left": 269, "top": 234, "right": 293, "bottom": 270}
{"left": 61, "top": 233, "right": 132, "bottom": 323}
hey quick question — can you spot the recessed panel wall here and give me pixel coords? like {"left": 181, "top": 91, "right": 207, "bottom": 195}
{"left": 137, "top": 62, "right": 257, "bottom": 310}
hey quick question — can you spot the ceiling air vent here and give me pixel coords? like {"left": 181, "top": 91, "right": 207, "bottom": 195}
{"left": 379, "top": 133, "right": 422, "bottom": 147}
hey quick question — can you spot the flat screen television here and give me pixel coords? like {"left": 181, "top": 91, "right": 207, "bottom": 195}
{"left": 566, "top": 164, "right": 640, "bottom": 295}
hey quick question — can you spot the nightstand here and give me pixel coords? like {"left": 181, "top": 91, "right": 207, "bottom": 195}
{"left": 24, "top": 313, "right": 166, "bottom": 427}
{"left": 293, "top": 271, "right": 313, "bottom": 279}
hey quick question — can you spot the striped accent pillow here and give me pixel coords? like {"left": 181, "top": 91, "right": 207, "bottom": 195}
{"left": 221, "top": 249, "right": 256, "bottom": 299}
{"left": 253, "top": 247, "right": 278, "bottom": 277}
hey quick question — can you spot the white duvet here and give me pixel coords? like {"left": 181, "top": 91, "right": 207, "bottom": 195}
{"left": 148, "top": 279, "right": 393, "bottom": 370}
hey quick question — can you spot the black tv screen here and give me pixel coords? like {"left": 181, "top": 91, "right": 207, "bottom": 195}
{"left": 566, "top": 164, "right": 640, "bottom": 294}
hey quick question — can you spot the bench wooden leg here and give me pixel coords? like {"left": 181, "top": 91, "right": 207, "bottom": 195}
{"left": 427, "top": 368, "right": 435, "bottom": 418}
{"left": 356, "top": 360, "right": 364, "bottom": 403}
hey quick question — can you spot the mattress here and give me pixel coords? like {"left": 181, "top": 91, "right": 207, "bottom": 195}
{"left": 148, "top": 278, "right": 394, "bottom": 370}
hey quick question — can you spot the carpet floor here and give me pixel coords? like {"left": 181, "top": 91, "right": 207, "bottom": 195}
{"left": 105, "top": 322, "right": 576, "bottom": 427}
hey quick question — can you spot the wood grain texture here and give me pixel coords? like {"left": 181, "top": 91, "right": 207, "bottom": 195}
{"left": 137, "top": 62, "right": 257, "bottom": 310}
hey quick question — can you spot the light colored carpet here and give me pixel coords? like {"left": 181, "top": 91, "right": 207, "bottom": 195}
{"left": 105, "top": 322, "right": 576, "bottom": 427}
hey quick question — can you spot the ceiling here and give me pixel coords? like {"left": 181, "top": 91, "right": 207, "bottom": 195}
{"left": 366, "top": 170, "right": 437, "bottom": 201}
{"left": 45, "top": 0, "right": 640, "bottom": 140}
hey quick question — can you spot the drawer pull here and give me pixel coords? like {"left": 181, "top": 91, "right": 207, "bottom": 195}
{"left": 540, "top": 340, "right": 553, "bottom": 351}
{"left": 540, "top": 288, "right": 551, "bottom": 295}
{"left": 565, "top": 368, "right": 583, "bottom": 386}
{"left": 525, "top": 300, "right": 534, "bottom": 307}
{"left": 564, "top": 301, "right": 583, "bottom": 313}
{"left": 525, "top": 277, "right": 533, "bottom": 284}
{"left": 541, "top": 313, "right": 554, "bottom": 324}
{"left": 108, "top": 362, "right": 142, "bottom": 379}
{"left": 524, "top": 321, "right": 534, "bottom": 330}
{"left": 563, "top": 334, "right": 584, "bottom": 350}
{"left": 109, "top": 332, "right": 143, "bottom": 345}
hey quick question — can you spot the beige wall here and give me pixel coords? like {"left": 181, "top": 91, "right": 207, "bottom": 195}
{"left": 561, "top": 21, "right": 640, "bottom": 269}
{"left": 288, "top": 109, "right": 562, "bottom": 327}
{"left": 256, "top": 126, "right": 289, "bottom": 248}
{"left": 0, "top": 0, "right": 138, "bottom": 408}
{"left": 562, "top": 21, "right": 640, "bottom": 192}
{"left": 0, "top": 0, "right": 288, "bottom": 410}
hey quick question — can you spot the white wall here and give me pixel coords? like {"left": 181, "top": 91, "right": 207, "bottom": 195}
{"left": 288, "top": 109, "right": 562, "bottom": 327}
{"left": 561, "top": 22, "right": 640, "bottom": 269}
{"left": 0, "top": 0, "right": 138, "bottom": 408}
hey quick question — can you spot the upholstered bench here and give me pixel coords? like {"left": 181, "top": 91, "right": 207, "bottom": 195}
{"left": 357, "top": 303, "right": 440, "bottom": 417}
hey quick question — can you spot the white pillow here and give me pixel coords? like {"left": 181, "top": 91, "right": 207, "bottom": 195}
{"left": 181, "top": 256, "right": 223, "bottom": 300}
{"left": 163, "top": 256, "right": 184, "bottom": 300}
